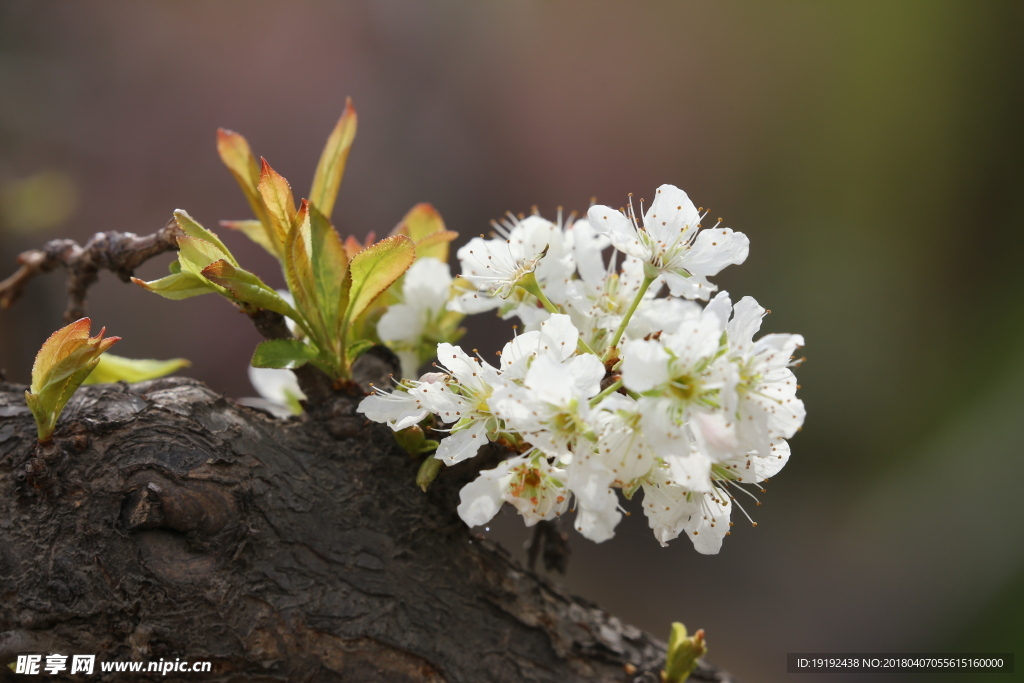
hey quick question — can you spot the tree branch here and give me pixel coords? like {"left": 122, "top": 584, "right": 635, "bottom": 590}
{"left": 0, "top": 378, "right": 739, "bottom": 682}
{"left": 0, "top": 221, "right": 345, "bottom": 405}
{"left": 0, "top": 220, "right": 183, "bottom": 322}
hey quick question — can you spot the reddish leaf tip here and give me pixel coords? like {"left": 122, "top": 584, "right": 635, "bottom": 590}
{"left": 412, "top": 203, "right": 440, "bottom": 217}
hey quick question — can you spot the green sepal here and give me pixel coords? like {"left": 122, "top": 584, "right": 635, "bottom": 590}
{"left": 621, "top": 479, "right": 643, "bottom": 501}
{"left": 395, "top": 425, "right": 426, "bottom": 455}
{"left": 416, "top": 456, "right": 442, "bottom": 492}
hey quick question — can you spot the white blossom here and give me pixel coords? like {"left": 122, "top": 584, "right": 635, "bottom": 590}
{"left": 361, "top": 183, "right": 805, "bottom": 552}
{"left": 640, "top": 464, "right": 732, "bottom": 553}
{"left": 377, "top": 257, "right": 454, "bottom": 378}
{"left": 457, "top": 454, "right": 570, "bottom": 528}
{"left": 248, "top": 366, "right": 305, "bottom": 414}
{"left": 588, "top": 184, "right": 749, "bottom": 300}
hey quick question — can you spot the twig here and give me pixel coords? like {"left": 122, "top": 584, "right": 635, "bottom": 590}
{"left": 0, "top": 219, "right": 183, "bottom": 322}
{"left": 249, "top": 308, "right": 333, "bottom": 403}
{"left": 0, "top": 220, "right": 336, "bottom": 404}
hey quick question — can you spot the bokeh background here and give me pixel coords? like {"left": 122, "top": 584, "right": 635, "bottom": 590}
{"left": 2, "top": 2, "right": 1022, "bottom": 681}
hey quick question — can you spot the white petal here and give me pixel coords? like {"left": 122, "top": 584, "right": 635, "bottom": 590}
{"left": 685, "top": 493, "right": 731, "bottom": 555}
{"left": 727, "top": 296, "right": 765, "bottom": 355}
{"left": 356, "top": 390, "right": 428, "bottom": 431}
{"left": 575, "top": 502, "right": 621, "bottom": 543}
{"left": 643, "top": 184, "right": 701, "bottom": 244}
{"left": 690, "top": 411, "right": 740, "bottom": 460}
{"left": 703, "top": 291, "right": 733, "bottom": 329}
{"left": 620, "top": 339, "right": 670, "bottom": 393}
{"left": 490, "top": 384, "right": 543, "bottom": 432}
{"left": 567, "top": 352, "right": 606, "bottom": 399}
{"left": 524, "top": 354, "right": 574, "bottom": 406}
{"left": 664, "top": 448, "right": 714, "bottom": 493}
{"left": 662, "top": 270, "right": 716, "bottom": 301}
{"left": 435, "top": 420, "right": 489, "bottom": 465}
{"left": 587, "top": 205, "right": 647, "bottom": 260}
{"left": 663, "top": 314, "right": 723, "bottom": 369}
{"left": 755, "top": 439, "right": 791, "bottom": 480}
{"left": 376, "top": 303, "right": 423, "bottom": 342}
{"left": 403, "top": 257, "right": 452, "bottom": 307}
{"left": 457, "top": 469, "right": 506, "bottom": 527}
{"left": 567, "top": 218, "right": 610, "bottom": 287}
{"left": 248, "top": 366, "right": 306, "bottom": 406}
{"left": 685, "top": 228, "right": 749, "bottom": 276}
{"left": 448, "top": 289, "right": 501, "bottom": 314}
{"left": 628, "top": 297, "right": 701, "bottom": 338}
{"left": 538, "top": 314, "right": 579, "bottom": 361}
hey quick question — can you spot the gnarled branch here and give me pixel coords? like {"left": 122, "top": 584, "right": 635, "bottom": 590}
{"left": 0, "top": 221, "right": 343, "bottom": 404}
{"left": 0, "top": 220, "right": 183, "bottom": 322}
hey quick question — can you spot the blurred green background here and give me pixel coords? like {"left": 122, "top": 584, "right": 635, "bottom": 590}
{"left": 1, "top": 2, "right": 1021, "bottom": 681}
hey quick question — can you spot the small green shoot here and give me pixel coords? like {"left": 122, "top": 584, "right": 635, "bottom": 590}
{"left": 662, "top": 622, "right": 707, "bottom": 683}
{"left": 25, "top": 318, "right": 119, "bottom": 443}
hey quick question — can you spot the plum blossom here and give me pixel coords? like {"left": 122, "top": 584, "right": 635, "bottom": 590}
{"left": 377, "top": 257, "right": 457, "bottom": 378}
{"left": 588, "top": 184, "right": 749, "bottom": 300}
{"left": 248, "top": 366, "right": 305, "bottom": 414}
{"left": 361, "top": 183, "right": 805, "bottom": 553}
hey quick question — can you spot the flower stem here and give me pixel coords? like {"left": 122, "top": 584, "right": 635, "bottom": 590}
{"left": 518, "top": 272, "right": 599, "bottom": 355}
{"left": 516, "top": 272, "right": 559, "bottom": 314}
{"left": 604, "top": 274, "right": 656, "bottom": 360}
{"left": 589, "top": 378, "right": 623, "bottom": 407}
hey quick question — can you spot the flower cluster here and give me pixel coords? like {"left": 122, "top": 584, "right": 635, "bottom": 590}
{"left": 358, "top": 184, "right": 804, "bottom": 553}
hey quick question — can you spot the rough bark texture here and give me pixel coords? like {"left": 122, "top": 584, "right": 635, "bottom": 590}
{"left": 0, "top": 378, "right": 736, "bottom": 682}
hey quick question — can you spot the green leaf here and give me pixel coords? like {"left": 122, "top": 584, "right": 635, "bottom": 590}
{"left": 221, "top": 219, "right": 278, "bottom": 258}
{"left": 392, "top": 203, "right": 456, "bottom": 262}
{"left": 414, "top": 228, "right": 459, "bottom": 262}
{"left": 83, "top": 353, "right": 190, "bottom": 385}
{"left": 176, "top": 235, "right": 232, "bottom": 279}
{"left": 344, "top": 234, "right": 416, "bottom": 333}
{"left": 201, "top": 259, "right": 305, "bottom": 323}
{"left": 251, "top": 339, "right": 319, "bottom": 370}
{"left": 131, "top": 272, "right": 212, "bottom": 300}
{"left": 174, "top": 210, "right": 237, "bottom": 265}
{"left": 309, "top": 99, "right": 357, "bottom": 220}
{"left": 347, "top": 338, "right": 375, "bottom": 362}
{"left": 308, "top": 202, "right": 349, "bottom": 338}
{"left": 217, "top": 129, "right": 271, "bottom": 228}
{"left": 284, "top": 202, "right": 325, "bottom": 339}
{"left": 256, "top": 158, "right": 296, "bottom": 257}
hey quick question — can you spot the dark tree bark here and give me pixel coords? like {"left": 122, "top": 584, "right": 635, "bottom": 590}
{"left": 0, "top": 377, "right": 737, "bottom": 682}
